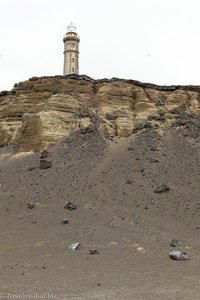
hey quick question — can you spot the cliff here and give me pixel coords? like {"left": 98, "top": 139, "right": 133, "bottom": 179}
{"left": 0, "top": 74, "right": 200, "bottom": 152}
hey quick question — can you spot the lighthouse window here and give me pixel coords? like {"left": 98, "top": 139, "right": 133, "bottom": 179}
{"left": 72, "top": 58, "right": 74, "bottom": 62}
{"left": 72, "top": 68, "right": 75, "bottom": 73}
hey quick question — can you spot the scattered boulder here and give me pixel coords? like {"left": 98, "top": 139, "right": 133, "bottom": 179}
{"left": 68, "top": 242, "right": 80, "bottom": 251}
{"left": 64, "top": 201, "right": 77, "bottom": 211}
{"left": 80, "top": 125, "right": 94, "bottom": 134}
{"left": 28, "top": 167, "right": 37, "bottom": 171}
{"left": 0, "top": 143, "right": 8, "bottom": 148}
{"left": 89, "top": 249, "right": 100, "bottom": 255}
{"left": 27, "top": 202, "right": 35, "bottom": 209}
{"left": 137, "top": 247, "right": 145, "bottom": 253}
{"left": 170, "top": 239, "right": 181, "bottom": 247}
{"left": 60, "top": 219, "right": 69, "bottom": 225}
{"left": 153, "top": 115, "right": 166, "bottom": 122}
{"left": 154, "top": 184, "right": 170, "bottom": 193}
{"left": 143, "top": 122, "right": 153, "bottom": 129}
{"left": 127, "top": 146, "right": 134, "bottom": 151}
{"left": 126, "top": 179, "right": 133, "bottom": 184}
{"left": 169, "top": 250, "right": 189, "bottom": 261}
{"left": 40, "top": 150, "right": 50, "bottom": 159}
{"left": 39, "top": 160, "right": 52, "bottom": 170}
{"left": 149, "top": 158, "right": 159, "bottom": 163}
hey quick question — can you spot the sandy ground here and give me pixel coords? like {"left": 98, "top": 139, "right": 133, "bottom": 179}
{"left": 0, "top": 120, "right": 200, "bottom": 299}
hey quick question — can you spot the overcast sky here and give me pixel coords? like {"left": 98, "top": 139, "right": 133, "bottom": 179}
{"left": 1, "top": 0, "right": 200, "bottom": 91}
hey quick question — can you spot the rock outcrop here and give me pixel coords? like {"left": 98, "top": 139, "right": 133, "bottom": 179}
{"left": 0, "top": 74, "right": 200, "bottom": 152}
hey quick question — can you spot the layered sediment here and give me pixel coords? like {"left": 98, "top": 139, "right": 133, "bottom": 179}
{"left": 0, "top": 75, "right": 199, "bottom": 152}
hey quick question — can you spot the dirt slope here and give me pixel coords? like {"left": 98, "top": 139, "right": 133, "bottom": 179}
{"left": 0, "top": 117, "right": 200, "bottom": 299}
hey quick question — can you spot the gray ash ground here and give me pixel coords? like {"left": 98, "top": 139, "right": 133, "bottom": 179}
{"left": 0, "top": 119, "right": 200, "bottom": 299}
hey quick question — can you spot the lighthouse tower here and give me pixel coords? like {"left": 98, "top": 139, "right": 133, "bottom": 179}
{"left": 63, "top": 22, "right": 80, "bottom": 75}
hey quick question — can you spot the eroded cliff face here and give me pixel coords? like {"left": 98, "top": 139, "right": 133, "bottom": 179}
{"left": 0, "top": 75, "right": 200, "bottom": 152}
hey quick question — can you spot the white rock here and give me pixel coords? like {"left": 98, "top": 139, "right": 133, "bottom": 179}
{"left": 169, "top": 250, "right": 189, "bottom": 261}
{"left": 68, "top": 242, "right": 80, "bottom": 251}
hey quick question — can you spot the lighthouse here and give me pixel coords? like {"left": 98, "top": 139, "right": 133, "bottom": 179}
{"left": 63, "top": 22, "right": 80, "bottom": 75}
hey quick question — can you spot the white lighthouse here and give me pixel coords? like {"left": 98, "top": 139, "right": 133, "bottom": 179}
{"left": 63, "top": 22, "right": 80, "bottom": 75}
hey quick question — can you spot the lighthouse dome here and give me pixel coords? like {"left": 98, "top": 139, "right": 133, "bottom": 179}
{"left": 67, "top": 22, "right": 77, "bottom": 33}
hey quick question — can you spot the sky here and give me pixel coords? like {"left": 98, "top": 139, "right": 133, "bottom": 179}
{"left": 1, "top": 0, "right": 200, "bottom": 91}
